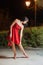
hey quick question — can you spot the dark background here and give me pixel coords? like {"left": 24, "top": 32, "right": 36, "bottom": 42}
{"left": 0, "top": 0, "right": 43, "bottom": 30}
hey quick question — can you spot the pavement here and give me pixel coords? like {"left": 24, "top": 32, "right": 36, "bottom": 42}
{"left": 0, "top": 48, "right": 43, "bottom": 65}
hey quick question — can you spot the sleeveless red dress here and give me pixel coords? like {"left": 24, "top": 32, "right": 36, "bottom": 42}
{"left": 8, "top": 23, "right": 21, "bottom": 46}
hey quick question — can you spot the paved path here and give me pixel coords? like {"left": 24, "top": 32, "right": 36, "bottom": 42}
{"left": 0, "top": 48, "right": 43, "bottom": 65}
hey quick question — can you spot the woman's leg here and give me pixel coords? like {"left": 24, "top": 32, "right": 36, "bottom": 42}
{"left": 18, "top": 43, "right": 28, "bottom": 58}
{"left": 11, "top": 41, "right": 16, "bottom": 59}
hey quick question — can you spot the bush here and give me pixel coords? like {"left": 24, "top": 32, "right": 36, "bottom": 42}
{"left": 22, "top": 27, "right": 43, "bottom": 48}
{"left": 0, "top": 26, "right": 43, "bottom": 48}
{"left": 0, "top": 31, "right": 8, "bottom": 47}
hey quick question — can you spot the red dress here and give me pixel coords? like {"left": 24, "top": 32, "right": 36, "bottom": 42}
{"left": 8, "top": 23, "right": 21, "bottom": 46}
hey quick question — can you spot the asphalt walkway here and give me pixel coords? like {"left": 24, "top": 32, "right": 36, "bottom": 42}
{"left": 0, "top": 48, "right": 43, "bottom": 65}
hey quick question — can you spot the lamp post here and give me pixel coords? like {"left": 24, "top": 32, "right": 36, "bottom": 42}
{"left": 25, "top": 0, "right": 32, "bottom": 33}
{"left": 34, "top": 0, "right": 37, "bottom": 26}
{"left": 25, "top": 1, "right": 31, "bottom": 8}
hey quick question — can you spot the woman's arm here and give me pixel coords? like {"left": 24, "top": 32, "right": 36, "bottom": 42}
{"left": 10, "top": 19, "right": 17, "bottom": 37}
{"left": 20, "top": 26, "right": 24, "bottom": 44}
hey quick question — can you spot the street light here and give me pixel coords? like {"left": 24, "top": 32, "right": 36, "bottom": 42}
{"left": 25, "top": 1, "right": 32, "bottom": 32}
{"left": 34, "top": 0, "right": 37, "bottom": 2}
{"left": 25, "top": 1, "right": 31, "bottom": 7}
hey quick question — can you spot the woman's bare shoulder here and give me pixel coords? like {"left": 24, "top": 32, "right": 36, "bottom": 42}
{"left": 14, "top": 19, "right": 18, "bottom": 22}
{"left": 15, "top": 19, "right": 19, "bottom": 21}
{"left": 15, "top": 19, "right": 21, "bottom": 23}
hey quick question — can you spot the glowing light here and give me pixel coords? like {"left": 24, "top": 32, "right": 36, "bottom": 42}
{"left": 34, "top": 0, "right": 37, "bottom": 1}
{"left": 25, "top": 1, "right": 31, "bottom": 7}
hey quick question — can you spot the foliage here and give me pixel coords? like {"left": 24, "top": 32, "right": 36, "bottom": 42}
{"left": 22, "top": 26, "right": 43, "bottom": 48}
{"left": 0, "top": 32, "right": 8, "bottom": 47}
{"left": 0, "top": 26, "right": 43, "bottom": 48}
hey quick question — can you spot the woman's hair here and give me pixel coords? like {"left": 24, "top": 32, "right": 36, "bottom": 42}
{"left": 19, "top": 16, "right": 29, "bottom": 22}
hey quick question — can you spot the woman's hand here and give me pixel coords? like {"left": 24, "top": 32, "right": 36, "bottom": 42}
{"left": 20, "top": 41, "right": 22, "bottom": 44}
{"left": 10, "top": 33, "right": 12, "bottom": 38}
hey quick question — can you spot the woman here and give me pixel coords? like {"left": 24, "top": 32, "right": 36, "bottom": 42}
{"left": 8, "top": 17, "right": 29, "bottom": 59}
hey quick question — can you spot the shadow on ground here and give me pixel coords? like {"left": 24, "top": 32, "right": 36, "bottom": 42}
{"left": 0, "top": 55, "right": 28, "bottom": 59}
